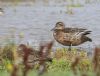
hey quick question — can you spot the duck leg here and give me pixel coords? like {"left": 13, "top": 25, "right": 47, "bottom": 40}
{"left": 68, "top": 44, "right": 72, "bottom": 51}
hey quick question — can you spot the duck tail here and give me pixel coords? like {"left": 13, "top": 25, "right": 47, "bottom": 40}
{"left": 83, "top": 31, "right": 92, "bottom": 35}
{"left": 87, "top": 37, "right": 92, "bottom": 42}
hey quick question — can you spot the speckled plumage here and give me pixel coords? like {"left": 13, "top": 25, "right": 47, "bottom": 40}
{"left": 52, "top": 22, "right": 92, "bottom": 50}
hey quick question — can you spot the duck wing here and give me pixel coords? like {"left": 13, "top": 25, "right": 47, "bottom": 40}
{"left": 62, "top": 32, "right": 81, "bottom": 42}
{"left": 63, "top": 28, "right": 87, "bottom": 33}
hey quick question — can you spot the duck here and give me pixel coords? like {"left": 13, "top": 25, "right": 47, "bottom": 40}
{"left": 0, "top": 8, "right": 4, "bottom": 16}
{"left": 52, "top": 22, "right": 92, "bottom": 51}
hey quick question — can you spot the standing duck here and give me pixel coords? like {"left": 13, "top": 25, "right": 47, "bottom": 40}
{"left": 52, "top": 22, "right": 92, "bottom": 51}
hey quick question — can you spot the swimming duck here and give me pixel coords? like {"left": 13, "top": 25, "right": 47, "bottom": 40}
{"left": 0, "top": 8, "right": 4, "bottom": 16}
{"left": 52, "top": 22, "right": 92, "bottom": 51}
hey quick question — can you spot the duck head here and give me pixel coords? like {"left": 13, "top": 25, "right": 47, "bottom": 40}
{"left": 51, "top": 22, "right": 65, "bottom": 31}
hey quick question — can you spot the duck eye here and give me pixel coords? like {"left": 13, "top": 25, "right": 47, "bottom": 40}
{"left": 58, "top": 24, "right": 63, "bottom": 27}
{"left": 59, "top": 24, "right": 63, "bottom": 26}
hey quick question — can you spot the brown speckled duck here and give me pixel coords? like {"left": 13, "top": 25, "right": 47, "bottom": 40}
{"left": 52, "top": 22, "right": 92, "bottom": 51}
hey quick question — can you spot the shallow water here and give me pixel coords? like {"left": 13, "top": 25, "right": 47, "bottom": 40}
{"left": 0, "top": 2, "right": 100, "bottom": 50}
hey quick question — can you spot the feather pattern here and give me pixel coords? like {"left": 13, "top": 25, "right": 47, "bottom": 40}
{"left": 52, "top": 22, "right": 92, "bottom": 46}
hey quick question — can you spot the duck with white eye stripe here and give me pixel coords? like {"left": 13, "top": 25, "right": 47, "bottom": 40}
{"left": 51, "top": 22, "right": 92, "bottom": 51}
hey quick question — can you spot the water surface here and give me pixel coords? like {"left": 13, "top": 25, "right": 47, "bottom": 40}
{"left": 0, "top": 2, "right": 100, "bottom": 50}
